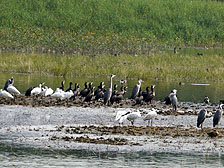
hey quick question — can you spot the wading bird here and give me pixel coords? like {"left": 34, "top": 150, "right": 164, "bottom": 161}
{"left": 115, "top": 109, "right": 141, "bottom": 126}
{"left": 143, "top": 108, "right": 158, "bottom": 126}
{"left": 169, "top": 89, "right": 178, "bottom": 111}
{"left": 197, "top": 109, "right": 207, "bottom": 129}
{"left": 213, "top": 104, "right": 223, "bottom": 127}
{"left": 104, "top": 74, "right": 116, "bottom": 105}
{"left": 130, "top": 79, "right": 143, "bottom": 99}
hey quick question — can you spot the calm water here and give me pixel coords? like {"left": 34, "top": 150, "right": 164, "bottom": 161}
{"left": 0, "top": 48, "right": 224, "bottom": 167}
{"left": 0, "top": 72, "right": 224, "bottom": 103}
{"left": 0, "top": 143, "right": 224, "bottom": 168}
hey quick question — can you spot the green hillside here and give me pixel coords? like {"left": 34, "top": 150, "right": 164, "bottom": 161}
{"left": 0, "top": 0, "right": 223, "bottom": 54}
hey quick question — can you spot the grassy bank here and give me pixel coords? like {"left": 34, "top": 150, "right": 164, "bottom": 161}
{"left": 0, "top": 0, "right": 224, "bottom": 54}
{"left": 1, "top": 52, "right": 224, "bottom": 82}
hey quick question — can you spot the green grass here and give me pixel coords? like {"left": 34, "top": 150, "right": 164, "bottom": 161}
{"left": 0, "top": 0, "right": 223, "bottom": 53}
{"left": 1, "top": 52, "right": 224, "bottom": 82}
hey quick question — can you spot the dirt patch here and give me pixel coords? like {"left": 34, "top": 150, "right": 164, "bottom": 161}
{"left": 0, "top": 94, "right": 217, "bottom": 116}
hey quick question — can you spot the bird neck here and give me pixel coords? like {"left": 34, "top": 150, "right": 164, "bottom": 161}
{"left": 110, "top": 76, "right": 113, "bottom": 89}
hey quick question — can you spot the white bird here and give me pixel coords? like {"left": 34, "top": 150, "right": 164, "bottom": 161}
{"left": 143, "top": 108, "right": 158, "bottom": 126}
{"left": 62, "top": 90, "right": 74, "bottom": 100}
{"left": 31, "top": 83, "right": 44, "bottom": 95}
{"left": 51, "top": 88, "right": 64, "bottom": 99}
{"left": 0, "top": 89, "right": 14, "bottom": 99}
{"left": 44, "top": 87, "right": 54, "bottom": 96}
{"left": 115, "top": 110, "right": 130, "bottom": 125}
{"left": 126, "top": 110, "right": 141, "bottom": 125}
{"left": 7, "top": 84, "right": 20, "bottom": 95}
{"left": 115, "top": 109, "right": 141, "bottom": 125}
{"left": 40, "top": 86, "right": 53, "bottom": 96}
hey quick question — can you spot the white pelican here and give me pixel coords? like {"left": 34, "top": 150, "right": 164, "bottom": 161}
{"left": 0, "top": 89, "right": 14, "bottom": 99}
{"left": 7, "top": 84, "right": 20, "bottom": 95}
{"left": 143, "top": 108, "right": 158, "bottom": 126}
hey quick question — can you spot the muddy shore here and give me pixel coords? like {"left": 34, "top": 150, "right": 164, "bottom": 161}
{"left": 0, "top": 97, "right": 223, "bottom": 154}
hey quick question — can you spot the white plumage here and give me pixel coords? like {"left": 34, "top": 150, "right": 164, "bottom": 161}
{"left": 31, "top": 83, "right": 43, "bottom": 95}
{"left": 115, "top": 110, "right": 130, "bottom": 124}
{"left": 40, "top": 86, "right": 54, "bottom": 96}
{"left": 0, "top": 89, "right": 14, "bottom": 99}
{"left": 115, "top": 109, "right": 141, "bottom": 126}
{"left": 51, "top": 89, "right": 74, "bottom": 100}
{"left": 44, "top": 87, "right": 54, "bottom": 96}
{"left": 51, "top": 89, "right": 64, "bottom": 98}
{"left": 143, "top": 108, "right": 158, "bottom": 126}
{"left": 7, "top": 84, "right": 20, "bottom": 95}
{"left": 62, "top": 90, "right": 74, "bottom": 100}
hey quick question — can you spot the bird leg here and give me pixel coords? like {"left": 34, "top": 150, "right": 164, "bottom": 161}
{"left": 131, "top": 121, "right": 134, "bottom": 126}
{"left": 151, "top": 119, "right": 153, "bottom": 127}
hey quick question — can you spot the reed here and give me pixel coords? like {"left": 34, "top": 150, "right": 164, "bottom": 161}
{"left": 1, "top": 52, "right": 224, "bottom": 82}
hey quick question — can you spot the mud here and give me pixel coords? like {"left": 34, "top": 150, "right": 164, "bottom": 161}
{"left": 0, "top": 94, "right": 218, "bottom": 116}
{"left": 0, "top": 102, "right": 223, "bottom": 154}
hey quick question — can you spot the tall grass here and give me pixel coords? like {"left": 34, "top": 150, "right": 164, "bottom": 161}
{"left": 0, "top": 0, "right": 223, "bottom": 53}
{"left": 1, "top": 52, "right": 224, "bottom": 82}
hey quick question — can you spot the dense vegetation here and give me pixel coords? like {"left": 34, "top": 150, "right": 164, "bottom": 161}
{"left": 1, "top": 52, "right": 224, "bottom": 81}
{"left": 0, "top": 0, "right": 223, "bottom": 54}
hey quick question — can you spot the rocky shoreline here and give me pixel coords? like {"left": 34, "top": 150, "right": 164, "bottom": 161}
{"left": 0, "top": 94, "right": 219, "bottom": 115}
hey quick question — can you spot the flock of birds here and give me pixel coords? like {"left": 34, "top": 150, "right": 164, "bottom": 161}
{"left": 0, "top": 75, "right": 223, "bottom": 129}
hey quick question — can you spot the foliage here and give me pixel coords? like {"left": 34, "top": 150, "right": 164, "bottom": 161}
{"left": 0, "top": 0, "right": 223, "bottom": 53}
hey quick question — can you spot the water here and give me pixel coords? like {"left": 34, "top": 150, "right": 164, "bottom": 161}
{"left": 0, "top": 143, "right": 224, "bottom": 167}
{"left": 0, "top": 72, "right": 224, "bottom": 103}
{"left": 0, "top": 48, "right": 224, "bottom": 167}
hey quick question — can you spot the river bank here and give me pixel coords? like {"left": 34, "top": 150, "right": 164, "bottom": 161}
{"left": 0, "top": 99, "right": 223, "bottom": 154}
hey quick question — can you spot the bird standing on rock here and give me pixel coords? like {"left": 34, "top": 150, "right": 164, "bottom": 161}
{"left": 31, "top": 83, "right": 44, "bottom": 95}
{"left": 213, "top": 104, "right": 223, "bottom": 127}
{"left": 197, "top": 109, "right": 207, "bottom": 129}
{"left": 143, "top": 85, "right": 155, "bottom": 103}
{"left": 104, "top": 74, "right": 116, "bottom": 105}
{"left": 169, "top": 89, "right": 178, "bottom": 111}
{"left": 115, "top": 109, "right": 141, "bottom": 126}
{"left": 204, "top": 96, "right": 210, "bottom": 104}
{"left": 143, "top": 108, "right": 158, "bottom": 126}
{"left": 130, "top": 79, "right": 143, "bottom": 99}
